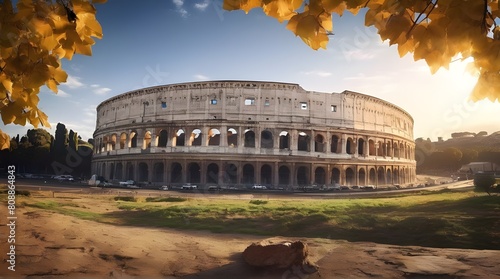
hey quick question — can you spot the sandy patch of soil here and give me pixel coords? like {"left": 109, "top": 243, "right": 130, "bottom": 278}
{"left": 1, "top": 200, "right": 499, "bottom": 278}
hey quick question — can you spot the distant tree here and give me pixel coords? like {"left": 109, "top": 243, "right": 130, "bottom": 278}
{"left": 26, "top": 129, "right": 52, "bottom": 147}
{"left": 69, "top": 129, "right": 78, "bottom": 151}
{"left": 443, "top": 147, "right": 463, "bottom": 170}
{"left": 460, "top": 149, "right": 479, "bottom": 165}
{"left": 474, "top": 174, "right": 496, "bottom": 196}
{"left": 476, "top": 131, "right": 488, "bottom": 137}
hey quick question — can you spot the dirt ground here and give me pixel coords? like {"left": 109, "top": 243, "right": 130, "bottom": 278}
{"left": 1, "top": 192, "right": 500, "bottom": 279}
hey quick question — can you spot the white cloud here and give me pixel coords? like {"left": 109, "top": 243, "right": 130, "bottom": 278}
{"left": 55, "top": 89, "right": 70, "bottom": 97}
{"left": 194, "top": 74, "right": 209, "bottom": 81}
{"left": 90, "top": 84, "right": 111, "bottom": 95}
{"left": 301, "top": 71, "right": 332, "bottom": 77}
{"left": 194, "top": 0, "right": 210, "bottom": 11}
{"left": 173, "top": 0, "right": 188, "bottom": 17}
{"left": 64, "top": 76, "right": 84, "bottom": 89}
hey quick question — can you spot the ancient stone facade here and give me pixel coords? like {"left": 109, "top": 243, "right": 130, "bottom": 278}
{"left": 92, "top": 81, "right": 416, "bottom": 188}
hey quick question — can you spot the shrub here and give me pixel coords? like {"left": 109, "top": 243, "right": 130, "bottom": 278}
{"left": 474, "top": 174, "right": 496, "bottom": 195}
{"left": 145, "top": 197, "right": 187, "bottom": 202}
{"left": 114, "top": 196, "right": 137, "bottom": 202}
{"left": 249, "top": 200, "right": 268, "bottom": 205}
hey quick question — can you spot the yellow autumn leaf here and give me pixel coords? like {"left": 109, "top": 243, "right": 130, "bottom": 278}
{"left": 0, "top": 129, "right": 10, "bottom": 150}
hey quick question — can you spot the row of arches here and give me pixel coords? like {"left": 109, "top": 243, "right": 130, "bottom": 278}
{"left": 95, "top": 127, "right": 415, "bottom": 160}
{"left": 96, "top": 160, "right": 416, "bottom": 187}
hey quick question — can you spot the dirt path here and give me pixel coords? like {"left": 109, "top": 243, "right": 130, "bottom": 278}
{"left": 1, "top": 204, "right": 500, "bottom": 278}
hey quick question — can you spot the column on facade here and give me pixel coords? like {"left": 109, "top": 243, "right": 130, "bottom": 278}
{"left": 201, "top": 126, "right": 209, "bottom": 146}
{"left": 289, "top": 129, "right": 297, "bottom": 152}
{"left": 200, "top": 161, "right": 207, "bottom": 185}
{"left": 220, "top": 125, "right": 227, "bottom": 147}
{"left": 274, "top": 162, "right": 279, "bottom": 187}
{"left": 310, "top": 163, "right": 314, "bottom": 185}
{"left": 325, "top": 131, "right": 331, "bottom": 153}
{"left": 309, "top": 130, "right": 315, "bottom": 153}
{"left": 341, "top": 134, "right": 347, "bottom": 154}
{"left": 256, "top": 162, "right": 261, "bottom": 185}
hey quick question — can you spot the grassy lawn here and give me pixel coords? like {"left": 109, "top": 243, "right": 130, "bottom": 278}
{"left": 7, "top": 188, "right": 500, "bottom": 250}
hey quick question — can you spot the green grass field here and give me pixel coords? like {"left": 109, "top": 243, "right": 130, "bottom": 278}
{"left": 10, "top": 188, "right": 500, "bottom": 250}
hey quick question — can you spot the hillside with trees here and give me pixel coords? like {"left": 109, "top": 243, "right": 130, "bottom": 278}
{"left": 0, "top": 123, "right": 93, "bottom": 178}
{"left": 415, "top": 131, "right": 500, "bottom": 173}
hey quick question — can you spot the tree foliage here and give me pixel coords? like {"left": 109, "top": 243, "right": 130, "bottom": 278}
{"left": 473, "top": 173, "right": 497, "bottom": 195}
{"left": 0, "top": 0, "right": 106, "bottom": 149}
{"left": 223, "top": 0, "right": 500, "bottom": 102}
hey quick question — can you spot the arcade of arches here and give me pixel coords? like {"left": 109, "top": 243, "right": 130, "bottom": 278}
{"left": 93, "top": 126, "right": 416, "bottom": 187}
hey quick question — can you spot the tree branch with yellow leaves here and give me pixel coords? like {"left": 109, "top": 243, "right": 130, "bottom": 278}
{"left": 0, "top": 0, "right": 106, "bottom": 150}
{"left": 223, "top": 0, "right": 500, "bottom": 102}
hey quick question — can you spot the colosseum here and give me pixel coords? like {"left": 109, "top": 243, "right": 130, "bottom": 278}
{"left": 92, "top": 80, "right": 416, "bottom": 189}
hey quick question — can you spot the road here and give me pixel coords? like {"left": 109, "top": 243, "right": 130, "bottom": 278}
{"left": 8, "top": 178, "right": 475, "bottom": 200}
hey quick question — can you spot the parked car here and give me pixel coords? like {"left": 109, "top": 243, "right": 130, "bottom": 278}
{"left": 119, "top": 180, "right": 136, "bottom": 186}
{"left": 54, "top": 175, "right": 74, "bottom": 182}
{"left": 97, "top": 181, "right": 112, "bottom": 187}
{"left": 251, "top": 184, "right": 267, "bottom": 190}
{"left": 363, "top": 185, "right": 376, "bottom": 190}
{"left": 182, "top": 183, "right": 197, "bottom": 190}
{"left": 159, "top": 185, "right": 169, "bottom": 191}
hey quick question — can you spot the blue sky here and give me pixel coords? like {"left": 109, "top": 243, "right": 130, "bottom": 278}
{"left": 2, "top": 0, "right": 498, "bottom": 141}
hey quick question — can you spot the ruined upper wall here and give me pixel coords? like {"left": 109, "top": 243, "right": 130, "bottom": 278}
{"left": 95, "top": 81, "right": 414, "bottom": 140}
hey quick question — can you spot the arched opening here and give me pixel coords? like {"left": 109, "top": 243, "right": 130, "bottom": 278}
{"left": 187, "top": 163, "right": 201, "bottom": 183}
{"left": 378, "top": 167, "right": 385, "bottom": 185}
{"left": 126, "top": 162, "right": 134, "bottom": 180}
{"left": 103, "top": 136, "right": 109, "bottom": 152}
{"left": 345, "top": 167, "right": 355, "bottom": 186}
{"left": 138, "top": 162, "right": 148, "bottom": 182}
{"left": 331, "top": 168, "right": 340, "bottom": 185}
{"left": 368, "top": 140, "right": 375, "bottom": 156}
{"left": 224, "top": 163, "right": 237, "bottom": 185}
{"left": 400, "top": 143, "right": 405, "bottom": 159}
{"left": 109, "top": 163, "right": 114, "bottom": 180}
{"left": 279, "top": 131, "right": 290, "bottom": 150}
{"left": 346, "top": 137, "right": 354, "bottom": 154}
{"left": 190, "top": 128, "right": 202, "bottom": 146}
{"left": 279, "top": 166, "right": 290, "bottom": 186}
{"left": 394, "top": 143, "right": 400, "bottom": 158}
{"left": 227, "top": 128, "right": 238, "bottom": 147}
{"left": 358, "top": 138, "right": 365, "bottom": 156}
{"left": 244, "top": 129, "right": 255, "bottom": 148}
{"left": 110, "top": 134, "right": 117, "bottom": 151}
{"left": 261, "top": 164, "right": 272, "bottom": 185}
{"left": 314, "top": 167, "right": 326, "bottom": 185}
{"left": 242, "top": 164, "right": 255, "bottom": 185}
{"left": 297, "top": 132, "right": 309, "bottom": 151}
{"left": 261, "top": 130, "right": 273, "bottom": 149}
{"left": 170, "top": 163, "right": 182, "bottom": 184}
{"left": 101, "top": 163, "right": 106, "bottom": 178}
{"left": 377, "top": 141, "right": 384, "bottom": 156}
{"left": 297, "top": 166, "right": 308, "bottom": 186}
{"left": 314, "top": 134, "right": 325, "bottom": 152}
{"left": 174, "top": 129, "right": 185, "bottom": 147}
{"left": 386, "top": 169, "right": 392, "bottom": 185}
{"left": 369, "top": 168, "right": 376, "bottom": 185}
{"left": 206, "top": 163, "right": 219, "bottom": 184}
{"left": 331, "top": 135, "right": 339, "bottom": 153}
{"left": 129, "top": 131, "right": 137, "bottom": 148}
{"left": 120, "top": 133, "right": 127, "bottom": 149}
{"left": 143, "top": 131, "right": 152, "bottom": 149}
{"left": 393, "top": 168, "right": 399, "bottom": 184}
{"left": 153, "top": 162, "right": 164, "bottom": 182}
{"left": 358, "top": 168, "right": 366, "bottom": 186}
{"left": 115, "top": 163, "right": 123, "bottom": 180}
{"left": 158, "top": 130, "right": 168, "bottom": 147}
{"left": 208, "top": 128, "right": 220, "bottom": 146}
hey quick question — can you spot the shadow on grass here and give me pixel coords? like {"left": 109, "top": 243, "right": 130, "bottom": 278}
{"left": 97, "top": 195, "right": 499, "bottom": 250}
